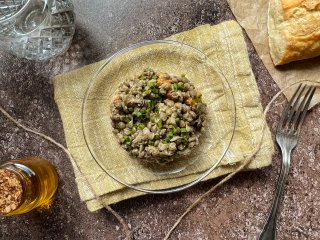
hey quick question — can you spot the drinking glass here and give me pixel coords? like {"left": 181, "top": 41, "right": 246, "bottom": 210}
{"left": 0, "top": 0, "right": 75, "bottom": 60}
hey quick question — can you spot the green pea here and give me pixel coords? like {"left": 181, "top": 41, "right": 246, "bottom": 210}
{"left": 168, "top": 132, "right": 174, "bottom": 138}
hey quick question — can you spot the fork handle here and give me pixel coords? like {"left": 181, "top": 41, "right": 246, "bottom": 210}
{"left": 259, "top": 149, "right": 291, "bottom": 240}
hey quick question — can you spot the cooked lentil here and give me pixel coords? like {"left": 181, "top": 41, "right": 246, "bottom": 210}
{"left": 110, "top": 69, "right": 207, "bottom": 163}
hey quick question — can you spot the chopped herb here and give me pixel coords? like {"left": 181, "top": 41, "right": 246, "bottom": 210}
{"left": 192, "top": 93, "right": 203, "bottom": 103}
{"left": 130, "top": 127, "right": 137, "bottom": 135}
{"left": 172, "top": 127, "right": 177, "bottom": 135}
{"left": 151, "top": 88, "right": 159, "bottom": 94}
{"left": 149, "top": 82, "right": 156, "bottom": 88}
{"left": 172, "top": 83, "right": 178, "bottom": 91}
{"left": 182, "top": 137, "right": 188, "bottom": 145}
{"left": 139, "top": 76, "right": 145, "bottom": 80}
{"left": 175, "top": 117, "right": 180, "bottom": 123}
{"left": 128, "top": 107, "right": 134, "bottom": 112}
{"left": 196, "top": 93, "right": 203, "bottom": 102}
{"left": 123, "top": 116, "right": 131, "bottom": 123}
{"left": 151, "top": 74, "right": 158, "bottom": 79}
{"left": 138, "top": 123, "right": 145, "bottom": 129}
{"left": 177, "top": 84, "right": 184, "bottom": 91}
{"left": 150, "top": 116, "right": 155, "bottom": 123}
{"left": 154, "top": 134, "right": 160, "bottom": 140}
{"left": 136, "top": 112, "right": 143, "bottom": 118}
{"left": 143, "top": 90, "right": 151, "bottom": 95}
{"left": 123, "top": 135, "right": 130, "bottom": 142}
{"left": 168, "top": 132, "right": 174, "bottom": 138}
{"left": 180, "top": 127, "right": 187, "bottom": 133}
{"left": 168, "top": 125, "right": 177, "bottom": 135}
{"left": 162, "top": 138, "right": 170, "bottom": 144}
{"left": 157, "top": 119, "right": 163, "bottom": 128}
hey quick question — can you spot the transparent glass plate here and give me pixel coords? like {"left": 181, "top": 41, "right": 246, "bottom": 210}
{"left": 82, "top": 40, "right": 236, "bottom": 194}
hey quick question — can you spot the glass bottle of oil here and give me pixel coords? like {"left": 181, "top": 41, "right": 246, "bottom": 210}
{"left": 0, "top": 156, "right": 59, "bottom": 216}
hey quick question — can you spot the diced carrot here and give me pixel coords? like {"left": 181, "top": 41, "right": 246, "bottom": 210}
{"left": 158, "top": 72, "right": 165, "bottom": 79}
{"left": 186, "top": 97, "right": 196, "bottom": 106}
{"left": 157, "top": 78, "right": 172, "bottom": 85}
{"left": 157, "top": 72, "right": 172, "bottom": 85}
{"left": 113, "top": 95, "right": 122, "bottom": 103}
{"left": 157, "top": 79, "right": 163, "bottom": 85}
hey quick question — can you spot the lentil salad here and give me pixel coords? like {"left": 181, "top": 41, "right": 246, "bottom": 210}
{"left": 110, "top": 69, "right": 207, "bottom": 163}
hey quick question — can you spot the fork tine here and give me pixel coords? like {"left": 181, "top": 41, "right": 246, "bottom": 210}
{"left": 284, "top": 84, "right": 306, "bottom": 129}
{"left": 291, "top": 85, "right": 313, "bottom": 129}
{"left": 277, "top": 84, "right": 302, "bottom": 130}
{"left": 295, "top": 86, "right": 316, "bottom": 132}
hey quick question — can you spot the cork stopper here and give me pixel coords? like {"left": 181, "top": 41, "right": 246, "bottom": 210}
{"left": 0, "top": 169, "right": 23, "bottom": 215}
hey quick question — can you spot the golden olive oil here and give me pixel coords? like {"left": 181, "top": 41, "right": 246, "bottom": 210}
{"left": 0, "top": 157, "right": 58, "bottom": 216}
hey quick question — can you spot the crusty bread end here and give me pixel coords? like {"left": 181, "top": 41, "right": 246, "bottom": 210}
{"left": 268, "top": 0, "right": 320, "bottom": 65}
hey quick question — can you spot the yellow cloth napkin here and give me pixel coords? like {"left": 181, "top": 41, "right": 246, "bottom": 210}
{"left": 53, "top": 20, "right": 274, "bottom": 212}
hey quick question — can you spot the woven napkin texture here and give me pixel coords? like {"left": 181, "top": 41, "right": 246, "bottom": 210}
{"left": 53, "top": 20, "right": 274, "bottom": 212}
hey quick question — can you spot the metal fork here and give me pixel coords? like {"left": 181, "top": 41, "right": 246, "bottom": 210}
{"left": 259, "top": 84, "right": 316, "bottom": 240}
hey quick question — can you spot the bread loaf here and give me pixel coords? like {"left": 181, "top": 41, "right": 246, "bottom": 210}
{"left": 268, "top": 0, "right": 320, "bottom": 65}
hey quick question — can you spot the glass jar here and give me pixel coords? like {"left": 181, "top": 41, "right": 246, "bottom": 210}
{"left": 0, "top": 0, "right": 75, "bottom": 60}
{"left": 0, "top": 157, "right": 59, "bottom": 216}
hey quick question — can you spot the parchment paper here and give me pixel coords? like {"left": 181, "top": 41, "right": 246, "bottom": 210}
{"left": 227, "top": 0, "right": 320, "bottom": 108}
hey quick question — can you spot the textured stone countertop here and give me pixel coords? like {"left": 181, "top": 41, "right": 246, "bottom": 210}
{"left": 0, "top": 0, "right": 319, "bottom": 239}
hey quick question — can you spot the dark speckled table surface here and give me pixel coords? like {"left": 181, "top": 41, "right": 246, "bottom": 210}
{"left": 0, "top": 1, "right": 319, "bottom": 239}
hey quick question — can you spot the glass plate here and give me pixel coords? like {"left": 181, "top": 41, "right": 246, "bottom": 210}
{"left": 82, "top": 40, "right": 236, "bottom": 194}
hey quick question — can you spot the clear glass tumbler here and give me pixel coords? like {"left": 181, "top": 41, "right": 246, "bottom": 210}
{"left": 0, "top": 0, "right": 75, "bottom": 60}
